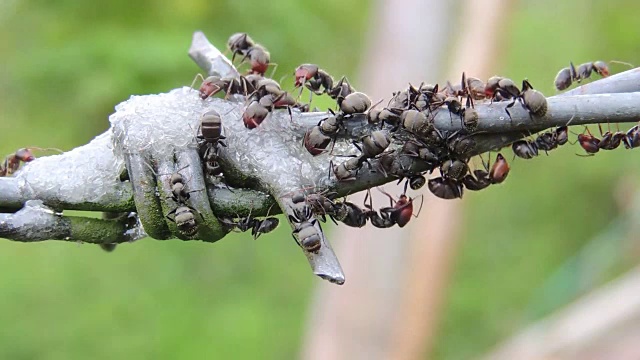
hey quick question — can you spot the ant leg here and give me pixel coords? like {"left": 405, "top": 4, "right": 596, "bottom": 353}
{"left": 205, "top": 84, "right": 223, "bottom": 100}
{"left": 413, "top": 195, "right": 425, "bottom": 218}
{"left": 268, "top": 62, "right": 279, "bottom": 79}
{"left": 291, "top": 232, "right": 302, "bottom": 248}
{"left": 505, "top": 100, "right": 516, "bottom": 123}
{"left": 165, "top": 208, "right": 178, "bottom": 222}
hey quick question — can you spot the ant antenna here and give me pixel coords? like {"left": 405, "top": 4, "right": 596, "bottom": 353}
{"left": 609, "top": 60, "right": 634, "bottom": 68}
{"left": 190, "top": 73, "right": 206, "bottom": 90}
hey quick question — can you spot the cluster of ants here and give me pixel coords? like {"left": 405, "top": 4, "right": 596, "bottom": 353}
{"left": 0, "top": 29, "right": 632, "bottom": 254}
{"left": 4, "top": 31, "right": 635, "bottom": 255}
{"left": 188, "top": 32, "right": 556, "bottom": 251}
{"left": 186, "top": 32, "right": 640, "bottom": 252}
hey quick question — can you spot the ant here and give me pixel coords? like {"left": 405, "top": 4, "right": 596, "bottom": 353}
{"left": 294, "top": 64, "right": 335, "bottom": 103}
{"left": 512, "top": 126, "right": 569, "bottom": 159}
{"left": 289, "top": 205, "right": 322, "bottom": 253}
{"left": 218, "top": 209, "right": 280, "bottom": 240}
{"left": 461, "top": 155, "right": 492, "bottom": 192}
{"left": 0, "top": 147, "right": 61, "bottom": 177}
{"left": 166, "top": 205, "right": 203, "bottom": 237}
{"left": 573, "top": 126, "right": 602, "bottom": 155}
{"left": 376, "top": 188, "right": 423, "bottom": 228}
{"left": 428, "top": 176, "right": 464, "bottom": 200}
{"left": 623, "top": 124, "right": 640, "bottom": 149}
{"left": 227, "top": 33, "right": 276, "bottom": 76}
{"left": 596, "top": 123, "right": 626, "bottom": 151}
{"left": 330, "top": 155, "right": 366, "bottom": 182}
{"left": 165, "top": 167, "right": 203, "bottom": 204}
{"left": 196, "top": 110, "right": 228, "bottom": 177}
{"left": 192, "top": 74, "right": 254, "bottom": 100}
{"left": 554, "top": 60, "right": 633, "bottom": 91}
{"left": 363, "top": 188, "right": 395, "bottom": 228}
{"left": 489, "top": 153, "right": 510, "bottom": 184}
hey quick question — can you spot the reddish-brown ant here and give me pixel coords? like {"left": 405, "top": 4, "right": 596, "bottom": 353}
{"left": 1, "top": 147, "right": 61, "bottom": 177}
{"left": 489, "top": 153, "right": 510, "bottom": 184}
{"left": 573, "top": 126, "right": 601, "bottom": 155}
{"left": 377, "top": 188, "right": 423, "bottom": 228}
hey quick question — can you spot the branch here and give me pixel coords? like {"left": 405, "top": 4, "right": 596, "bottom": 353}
{"left": 1, "top": 31, "right": 639, "bottom": 285}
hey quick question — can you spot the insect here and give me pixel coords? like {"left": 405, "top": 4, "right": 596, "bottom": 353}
{"left": 226, "top": 33, "right": 275, "bottom": 76}
{"left": 448, "top": 133, "right": 476, "bottom": 156}
{"left": 489, "top": 153, "right": 510, "bottom": 184}
{"left": 199, "top": 110, "right": 226, "bottom": 154}
{"left": 357, "top": 130, "right": 391, "bottom": 160}
{"left": 408, "top": 174, "right": 427, "bottom": 190}
{"left": 1, "top": 148, "right": 35, "bottom": 176}
{"left": 197, "top": 110, "right": 227, "bottom": 176}
{"left": 242, "top": 101, "right": 270, "bottom": 129}
{"left": 554, "top": 63, "right": 576, "bottom": 91}
{"left": 166, "top": 206, "right": 202, "bottom": 236}
{"left": 465, "top": 75, "right": 486, "bottom": 101}
{"left": 219, "top": 216, "right": 280, "bottom": 240}
{"left": 575, "top": 61, "right": 610, "bottom": 82}
{"left": 289, "top": 206, "right": 322, "bottom": 253}
{"left": 0, "top": 147, "right": 61, "bottom": 177}
{"left": 574, "top": 127, "right": 601, "bottom": 155}
{"left": 401, "top": 109, "right": 433, "bottom": 138}
{"left": 484, "top": 76, "right": 520, "bottom": 101}
{"left": 227, "top": 32, "right": 255, "bottom": 61}
{"left": 294, "top": 64, "right": 335, "bottom": 102}
{"left": 377, "top": 189, "right": 423, "bottom": 228}
{"left": 519, "top": 79, "right": 548, "bottom": 118}
{"left": 461, "top": 155, "right": 492, "bottom": 191}
{"left": 512, "top": 139, "right": 539, "bottom": 159}
{"left": 167, "top": 170, "right": 202, "bottom": 204}
{"left": 303, "top": 125, "right": 333, "bottom": 156}
{"left": 462, "top": 169, "right": 492, "bottom": 191}
{"left": 623, "top": 125, "right": 640, "bottom": 149}
{"left": 554, "top": 60, "right": 612, "bottom": 90}
{"left": 331, "top": 156, "right": 365, "bottom": 181}
{"left": 427, "top": 177, "right": 464, "bottom": 200}
{"left": 241, "top": 44, "right": 272, "bottom": 75}
{"left": 362, "top": 190, "right": 395, "bottom": 228}
{"left": 331, "top": 200, "right": 369, "bottom": 228}
{"left": 196, "top": 75, "right": 254, "bottom": 100}
{"left": 302, "top": 109, "right": 357, "bottom": 156}
{"left": 596, "top": 124, "right": 626, "bottom": 151}
{"left": 440, "top": 159, "right": 469, "bottom": 181}
{"left": 328, "top": 76, "right": 355, "bottom": 105}
{"left": 340, "top": 92, "right": 372, "bottom": 114}
{"left": 292, "top": 190, "right": 340, "bottom": 224}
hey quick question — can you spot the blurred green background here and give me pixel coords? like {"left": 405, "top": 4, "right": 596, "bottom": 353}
{"left": 1, "top": 0, "right": 640, "bottom": 359}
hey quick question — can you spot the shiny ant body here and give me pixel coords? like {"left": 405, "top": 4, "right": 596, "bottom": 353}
{"left": 554, "top": 61, "right": 610, "bottom": 91}
{"left": 218, "top": 216, "right": 280, "bottom": 240}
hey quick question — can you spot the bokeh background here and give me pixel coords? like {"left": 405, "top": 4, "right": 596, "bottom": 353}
{"left": 2, "top": 0, "right": 640, "bottom": 359}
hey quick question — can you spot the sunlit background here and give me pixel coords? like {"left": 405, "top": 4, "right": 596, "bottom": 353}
{"left": 2, "top": 0, "right": 640, "bottom": 359}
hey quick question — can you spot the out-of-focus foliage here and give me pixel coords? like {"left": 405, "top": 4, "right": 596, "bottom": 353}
{"left": 2, "top": 0, "right": 640, "bottom": 359}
